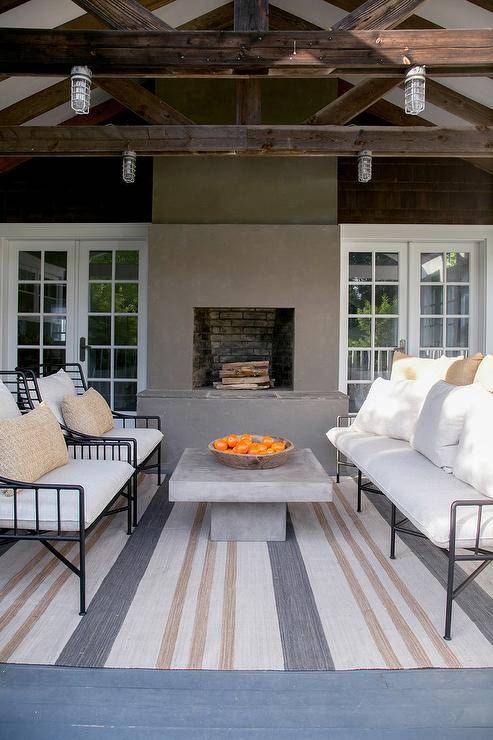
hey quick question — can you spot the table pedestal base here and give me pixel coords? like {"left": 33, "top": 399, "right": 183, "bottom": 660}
{"left": 210, "top": 502, "right": 287, "bottom": 542}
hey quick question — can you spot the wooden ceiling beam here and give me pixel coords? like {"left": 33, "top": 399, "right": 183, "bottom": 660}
{"left": 97, "top": 79, "right": 193, "bottom": 123}
{"left": 234, "top": 1, "right": 269, "bottom": 124}
{"left": 1, "top": 29, "right": 490, "bottom": 76}
{"left": 307, "top": 77, "right": 402, "bottom": 124}
{"left": 0, "top": 125, "right": 490, "bottom": 157}
{"left": 425, "top": 79, "right": 493, "bottom": 126}
{"left": 71, "top": 0, "right": 173, "bottom": 30}
{"left": 331, "top": 0, "right": 428, "bottom": 31}
{"left": 0, "top": 0, "right": 28, "bottom": 11}
{"left": 464, "top": 0, "right": 493, "bottom": 12}
{"left": 0, "top": 80, "right": 72, "bottom": 125}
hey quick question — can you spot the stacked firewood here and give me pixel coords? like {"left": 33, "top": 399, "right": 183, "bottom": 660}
{"left": 213, "top": 360, "right": 273, "bottom": 390}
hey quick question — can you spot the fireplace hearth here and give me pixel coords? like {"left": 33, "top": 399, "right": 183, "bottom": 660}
{"left": 193, "top": 307, "right": 294, "bottom": 390}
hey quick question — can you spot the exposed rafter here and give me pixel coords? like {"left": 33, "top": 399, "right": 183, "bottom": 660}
{"left": 234, "top": 0, "right": 269, "bottom": 124}
{"left": 71, "top": 0, "right": 173, "bottom": 30}
{"left": 0, "top": 125, "right": 490, "bottom": 157}
{"left": 306, "top": 78, "right": 402, "bottom": 124}
{"left": 1, "top": 29, "right": 491, "bottom": 77}
{"left": 331, "top": 0, "right": 428, "bottom": 31}
{"left": 0, "top": 0, "right": 28, "bottom": 11}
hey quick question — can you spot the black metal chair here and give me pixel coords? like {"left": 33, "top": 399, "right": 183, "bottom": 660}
{"left": 22, "top": 363, "right": 163, "bottom": 527}
{"left": 0, "top": 369, "right": 36, "bottom": 414}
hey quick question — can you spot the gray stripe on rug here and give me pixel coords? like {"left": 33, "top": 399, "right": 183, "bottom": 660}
{"left": 56, "top": 482, "right": 174, "bottom": 668}
{"left": 368, "top": 492, "right": 493, "bottom": 644}
{"left": 268, "top": 512, "right": 334, "bottom": 671}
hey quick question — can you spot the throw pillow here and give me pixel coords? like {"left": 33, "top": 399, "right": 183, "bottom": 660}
{"left": 0, "top": 379, "right": 21, "bottom": 420}
{"left": 411, "top": 381, "right": 486, "bottom": 471}
{"left": 444, "top": 353, "right": 483, "bottom": 386}
{"left": 453, "top": 390, "right": 493, "bottom": 498}
{"left": 37, "top": 369, "right": 76, "bottom": 424}
{"left": 474, "top": 354, "right": 493, "bottom": 393}
{"left": 390, "top": 351, "right": 460, "bottom": 383}
{"left": 61, "top": 387, "right": 114, "bottom": 436}
{"left": 0, "top": 404, "right": 68, "bottom": 488}
{"left": 352, "top": 377, "right": 434, "bottom": 442}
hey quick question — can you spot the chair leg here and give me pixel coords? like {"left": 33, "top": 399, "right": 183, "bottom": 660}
{"left": 444, "top": 544, "right": 456, "bottom": 640}
{"left": 357, "top": 469, "right": 362, "bottom": 512}
{"left": 158, "top": 442, "right": 163, "bottom": 486}
{"left": 132, "top": 473, "right": 138, "bottom": 528}
{"left": 126, "top": 481, "right": 132, "bottom": 535}
{"left": 390, "top": 503, "right": 397, "bottom": 560}
{"left": 79, "top": 529, "right": 86, "bottom": 616}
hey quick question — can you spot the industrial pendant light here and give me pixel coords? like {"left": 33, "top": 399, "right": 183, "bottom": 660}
{"left": 405, "top": 66, "right": 426, "bottom": 115}
{"left": 357, "top": 150, "right": 372, "bottom": 183}
{"left": 122, "top": 150, "right": 137, "bottom": 183}
{"left": 70, "top": 66, "right": 92, "bottom": 115}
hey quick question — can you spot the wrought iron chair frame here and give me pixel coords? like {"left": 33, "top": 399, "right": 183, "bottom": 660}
{"left": 0, "top": 437, "right": 135, "bottom": 615}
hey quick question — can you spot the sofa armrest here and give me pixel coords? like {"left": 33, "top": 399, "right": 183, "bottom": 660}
{"left": 336, "top": 413, "right": 357, "bottom": 428}
{"left": 65, "top": 435, "right": 137, "bottom": 467}
{"left": 450, "top": 499, "right": 493, "bottom": 556}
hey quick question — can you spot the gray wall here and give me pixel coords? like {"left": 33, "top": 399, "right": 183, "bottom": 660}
{"left": 148, "top": 224, "right": 340, "bottom": 390}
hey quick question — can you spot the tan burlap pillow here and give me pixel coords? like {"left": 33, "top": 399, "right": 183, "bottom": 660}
{"left": 444, "top": 353, "right": 484, "bottom": 386}
{"left": 474, "top": 355, "right": 493, "bottom": 393}
{"left": 390, "top": 351, "right": 459, "bottom": 382}
{"left": 0, "top": 404, "right": 68, "bottom": 487}
{"left": 61, "top": 387, "right": 114, "bottom": 436}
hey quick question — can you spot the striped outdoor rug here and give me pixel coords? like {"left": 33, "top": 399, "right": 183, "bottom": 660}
{"left": 1, "top": 475, "right": 493, "bottom": 670}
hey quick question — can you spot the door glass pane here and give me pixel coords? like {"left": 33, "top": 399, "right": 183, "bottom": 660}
{"left": 88, "top": 315, "right": 111, "bottom": 345}
{"left": 349, "top": 252, "right": 372, "bottom": 282}
{"left": 421, "top": 318, "right": 443, "bottom": 347}
{"left": 43, "top": 348, "right": 66, "bottom": 369}
{"left": 348, "top": 317, "right": 371, "bottom": 347}
{"left": 17, "top": 347, "right": 39, "bottom": 370}
{"left": 115, "top": 283, "right": 138, "bottom": 313}
{"left": 373, "top": 349, "right": 392, "bottom": 379}
{"left": 347, "top": 349, "right": 371, "bottom": 381}
{"left": 375, "top": 318, "right": 398, "bottom": 347}
{"left": 44, "top": 251, "right": 67, "bottom": 281}
{"left": 447, "top": 286, "right": 469, "bottom": 315}
{"left": 114, "top": 381, "right": 137, "bottom": 412}
{"left": 18, "top": 284, "right": 40, "bottom": 313}
{"left": 375, "top": 253, "right": 398, "bottom": 282}
{"left": 347, "top": 383, "right": 370, "bottom": 413}
{"left": 348, "top": 285, "right": 372, "bottom": 314}
{"left": 89, "top": 250, "right": 112, "bottom": 280}
{"left": 116, "top": 250, "right": 139, "bottom": 280}
{"left": 420, "top": 285, "right": 443, "bottom": 315}
{"left": 18, "top": 317, "right": 40, "bottom": 345}
{"left": 89, "top": 348, "right": 111, "bottom": 378}
{"left": 115, "top": 348, "right": 137, "bottom": 379}
{"left": 19, "top": 251, "right": 41, "bottom": 280}
{"left": 421, "top": 252, "right": 443, "bottom": 283}
{"left": 375, "top": 285, "right": 398, "bottom": 314}
{"left": 446, "top": 318, "right": 468, "bottom": 347}
{"left": 44, "top": 284, "right": 67, "bottom": 314}
{"left": 446, "top": 252, "right": 469, "bottom": 282}
{"left": 115, "top": 316, "right": 138, "bottom": 346}
{"left": 90, "top": 283, "right": 112, "bottom": 313}
{"left": 43, "top": 316, "right": 66, "bottom": 346}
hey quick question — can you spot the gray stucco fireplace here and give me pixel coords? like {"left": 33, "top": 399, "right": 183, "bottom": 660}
{"left": 137, "top": 224, "right": 348, "bottom": 473}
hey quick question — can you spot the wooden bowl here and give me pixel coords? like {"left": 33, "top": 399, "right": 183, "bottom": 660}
{"left": 208, "top": 436, "right": 295, "bottom": 469}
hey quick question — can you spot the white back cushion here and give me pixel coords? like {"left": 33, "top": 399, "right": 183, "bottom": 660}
{"left": 352, "top": 377, "right": 433, "bottom": 442}
{"left": 474, "top": 354, "right": 493, "bottom": 393}
{"left": 37, "top": 369, "right": 76, "bottom": 424}
{"left": 453, "top": 391, "right": 493, "bottom": 498}
{"left": 0, "top": 380, "right": 21, "bottom": 420}
{"left": 411, "top": 381, "right": 487, "bottom": 471}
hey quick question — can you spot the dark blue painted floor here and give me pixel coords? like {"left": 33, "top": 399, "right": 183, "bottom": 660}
{"left": 1, "top": 665, "right": 493, "bottom": 738}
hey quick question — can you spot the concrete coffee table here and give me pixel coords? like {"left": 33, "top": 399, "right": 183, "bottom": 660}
{"left": 169, "top": 448, "right": 332, "bottom": 541}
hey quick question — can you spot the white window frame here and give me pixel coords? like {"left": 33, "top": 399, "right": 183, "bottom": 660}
{"left": 340, "top": 225, "right": 493, "bottom": 394}
{"left": 0, "top": 224, "right": 149, "bottom": 403}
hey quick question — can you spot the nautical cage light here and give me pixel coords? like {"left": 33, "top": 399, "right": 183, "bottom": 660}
{"left": 122, "top": 150, "right": 137, "bottom": 183}
{"left": 358, "top": 150, "right": 372, "bottom": 183}
{"left": 70, "top": 66, "right": 92, "bottom": 115}
{"left": 405, "top": 65, "right": 426, "bottom": 115}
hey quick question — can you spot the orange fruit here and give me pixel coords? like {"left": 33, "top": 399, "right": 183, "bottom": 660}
{"left": 262, "top": 436, "right": 275, "bottom": 447}
{"left": 239, "top": 434, "right": 253, "bottom": 444}
{"left": 213, "top": 439, "right": 228, "bottom": 451}
{"left": 227, "top": 434, "right": 239, "bottom": 449}
{"left": 271, "top": 441, "right": 286, "bottom": 453}
{"left": 234, "top": 441, "right": 250, "bottom": 455}
{"left": 266, "top": 448, "right": 275, "bottom": 454}
{"left": 256, "top": 449, "right": 268, "bottom": 455}
{"left": 248, "top": 443, "right": 262, "bottom": 454}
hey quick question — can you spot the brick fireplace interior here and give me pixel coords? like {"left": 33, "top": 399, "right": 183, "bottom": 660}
{"left": 193, "top": 307, "right": 295, "bottom": 389}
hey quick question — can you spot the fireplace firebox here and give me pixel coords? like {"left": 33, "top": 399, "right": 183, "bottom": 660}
{"left": 193, "top": 308, "right": 294, "bottom": 389}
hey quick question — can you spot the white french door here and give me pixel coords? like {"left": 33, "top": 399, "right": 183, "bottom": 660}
{"left": 6, "top": 234, "right": 147, "bottom": 412}
{"left": 341, "top": 236, "right": 482, "bottom": 412}
{"left": 340, "top": 242, "right": 408, "bottom": 412}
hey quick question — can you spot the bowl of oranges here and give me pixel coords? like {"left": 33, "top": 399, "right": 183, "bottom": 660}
{"left": 208, "top": 434, "right": 294, "bottom": 469}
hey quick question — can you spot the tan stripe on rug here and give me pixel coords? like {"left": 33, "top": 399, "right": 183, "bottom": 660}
{"left": 313, "top": 503, "right": 402, "bottom": 670}
{"left": 155, "top": 503, "right": 207, "bottom": 669}
{"left": 0, "top": 516, "right": 113, "bottom": 662}
{"left": 219, "top": 541, "right": 237, "bottom": 670}
{"left": 187, "top": 539, "right": 217, "bottom": 669}
{"left": 333, "top": 483, "right": 461, "bottom": 668}
{"left": 0, "top": 547, "right": 53, "bottom": 601}
{"left": 327, "top": 501, "right": 433, "bottom": 668}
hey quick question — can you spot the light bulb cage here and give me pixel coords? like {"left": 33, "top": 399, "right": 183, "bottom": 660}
{"left": 122, "top": 150, "right": 137, "bottom": 184}
{"left": 405, "top": 65, "right": 426, "bottom": 116}
{"left": 357, "top": 149, "right": 372, "bottom": 184}
{"left": 70, "top": 66, "right": 92, "bottom": 115}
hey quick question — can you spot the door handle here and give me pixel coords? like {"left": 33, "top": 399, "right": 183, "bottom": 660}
{"left": 79, "top": 337, "right": 91, "bottom": 362}
{"left": 398, "top": 339, "right": 406, "bottom": 352}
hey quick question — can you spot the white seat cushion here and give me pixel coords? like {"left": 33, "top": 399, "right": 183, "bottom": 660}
{"left": 0, "top": 459, "right": 133, "bottom": 531}
{"left": 327, "top": 427, "right": 493, "bottom": 549}
{"left": 93, "top": 427, "right": 163, "bottom": 466}
{"left": 0, "top": 380, "right": 21, "bottom": 420}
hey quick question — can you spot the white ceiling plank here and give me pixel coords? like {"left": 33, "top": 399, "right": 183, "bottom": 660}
{"left": 0, "top": 0, "right": 84, "bottom": 28}
{"left": 26, "top": 88, "right": 111, "bottom": 126}
{"left": 417, "top": 0, "right": 493, "bottom": 28}
{"left": 153, "top": 0, "right": 228, "bottom": 27}
{"left": 432, "top": 76, "right": 493, "bottom": 110}
{"left": 271, "top": 0, "right": 342, "bottom": 28}
{"left": 0, "top": 76, "right": 66, "bottom": 110}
